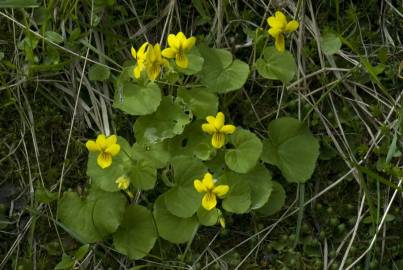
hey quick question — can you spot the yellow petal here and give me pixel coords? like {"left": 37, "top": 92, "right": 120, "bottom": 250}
{"left": 194, "top": 179, "right": 206, "bottom": 192}
{"left": 275, "top": 34, "right": 285, "bottom": 53}
{"left": 86, "top": 140, "right": 99, "bottom": 152}
{"left": 97, "top": 152, "right": 112, "bottom": 169}
{"left": 214, "top": 112, "right": 225, "bottom": 130}
{"left": 285, "top": 20, "right": 299, "bottom": 32}
{"left": 202, "top": 192, "right": 217, "bottom": 211}
{"left": 175, "top": 51, "right": 189, "bottom": 68}
{"left": 96, "top": 134, "right": 107, "bottom": 150}
{"left": 268, "top": 27, "right": 282, "bottom": 38}
{"left": 133, "top": 65, "right": 142, "bottom": 79}
{"left": 116, "top": 176, "right": 130, "bottom": 190}
{"left": 131, "top": 47, "right": 136, "bottom": 59}
{"left": 183, "top": 36, "right": 196, "bottom": 51}
{"left": 202, "top": 123, "right": 216, "bottom": 134}
{"left": 211, "top": 133, "right": 225, "bottom": 149}
{"left": 138, "top": 42, "right": 149, "bottom": 58}
{"left": 106, "top": 135, "right": 117, "bottom": 147}
{"left": 275, "top": 11, "right": 287, "bottom": 27}
{"left": 105, "top": 144, "right": 120, "bottom": 156}
{"left": 176, "top": 32, "right": 187, "bottom": 44}
{"left": 213, "top": 185, "right": 229, "bottom": 198}
{"left": 267, "top": 16, "right": 283, "bottom": 29}
{"left": 167, "top": 34, "right": 179, "bottom": 50}
{"left": 161, "top": 47, "right": 177, "bottom": 58}
{"left": 147, "top": 64, "right": 160, "bottom": 81}
{"left": 206, "top": 116, "right": 216, "bottom": 125}
{"left": 219, "top": 217, "right": 226, "bottom": 228}
{"left": 220, "top": 124, "right": 236, "bottom": 134}
{"left": 202, "top": 173, "right": 214, "bottom": 189}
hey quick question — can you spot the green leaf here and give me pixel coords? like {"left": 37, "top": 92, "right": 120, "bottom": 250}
{"left": 113, "top": 82, "right": 161, "bottom": 115}
{"left": 153, "top": 195, "right": 199, "bottom": 244}
{"left": 92, "top": 191, "right": 127, "bottom": 235}
{"left": 54, "top": 254, "right": 74, "bottom": 270}
{"left": 58, "top": 189, "right": 126, "bottom": 243}
{"left": 261, "top": 117, "right": 320, "bottom": 183}
{"left": 197, "top": 207, "right": 221, "bottom": 226}
{"left": 131, "top": 140, "right": 171, "bottom": 169}
{"left": 88, "top": 64, "right": 110, "bottom": 81}
{"left": 35, "top": 186, "right": 58, "bottom": 203}
{"left": 113, "top": 205, "right": 157, "bottom": 260}
{"left": 199, "top": 46, "right": 249, "bottom": 93}
{"left": 163, "top": 156, "right": 206, "bottom": 218}
{"left": 320, "top": 32, "right": 342, "bottom": 55}
{"left": 170, "top": 121, "right": 216, "bottom": 161}
{"left": 256, "top": 47, "right": 296, "bottom": 83}
{"left": 221, "top": 174, "right": 251, "bottom": 214}
{"left": 230, "top": 164, "right": 273, "bottom": 210}
{"left": 86, "top": 137, "right": 131, "bottom": 192}
{"left": 134, "top": 96, "right": 193, "bottom": 144}
{"left": 176, "top": 47, "right": 204, "bottom": 75}
{"left": 44, "top": 31, "right": 64, "bottom": 44}
{"left": 177, "top": 87, "right": 218, "bottom": 119}
{"left": 128, "top": 160, "right": 157, "bottom": 190}
{"left": 74, "top": 244, "right": 90, "bottom": 261}
{"left": 257, "top": 181, "right": 286, "bottom": 216}
{"left": 225, "top": 128, "right": 263, "bottom": 173}
{"left": 0, "top": 0, "right": 39, "bottom": 7}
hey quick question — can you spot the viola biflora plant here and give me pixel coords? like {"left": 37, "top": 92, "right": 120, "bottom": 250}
{"left": 58, "top": 12, "right": 320, "bottom": 260}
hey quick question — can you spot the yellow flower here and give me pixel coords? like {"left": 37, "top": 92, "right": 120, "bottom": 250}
{"left": 267, "top": 11, "right": 299, "bottom": 52}
{"left": 131, "top": 42, "right": 149, "bottom": 79}
{"left": 202, "top": 112, "right": 236, "bottom": 149}
{"left": 116, "top": 176, "right": 130, "bottom": 190}
{"left": 194, "top": 173, "right": 229, "bottom": 211}
{"left": 86, "top": 134, "right": 120, "bottom": 169}
{"left": 161, "top": 32, "right": 196, "bottom": 69}
{"left": 144, "top": 44, "right": 168, "bottom": 81}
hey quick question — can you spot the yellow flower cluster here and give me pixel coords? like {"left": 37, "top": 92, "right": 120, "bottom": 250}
{"left": 131, "top": 32, "right": 196, "bottom": 81}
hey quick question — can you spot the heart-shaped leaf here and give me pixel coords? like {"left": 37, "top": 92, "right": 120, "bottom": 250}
{"left": 113, "top": 205, "right": 157, "bottom": 259}
{"left": 113, "top": 82, "right": 161, "bottom": 116}
{"left": 225, "top": 128, "right": 263, "bottom": 173}
{"left": 256, "top": 47, "right": 296, "bottom": 83}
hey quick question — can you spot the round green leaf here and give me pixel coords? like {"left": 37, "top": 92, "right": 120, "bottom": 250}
{"left": 134, "top": 96, "right": 193, "bottom": 144}
{"left": 257, "top": 181, "right": 286, "bottom": 216}
{"left": 261, "top": 117, "right": 320, "bottom": 183}
{"left": 113, "top": 205, "right": 157, "bottom": 260}
{"left": 221, "top": 174, "right": 251, "bottom": 214}
{"left": 163, "top": 156, "right": 206, "bottom": 218}
{"left": 229, "top": 164, "right": 273, "bottom": 210}
{"left": 170, "top": 121, "right": 215, "bottom": 161}
{"left": 153, "top": 196, "right": 199, "bottom": 244}
{"left": 59, "top": 189, "right": 126, "bottom": 243}
{"left": 128, "top": 160, "right": 157, "bottom": 190}
{"left": 59, "top": 192, "right": 102, "bottom": 243}
{"left": 131, "top": 141, "right": 171, "bottom": 169}
{"left": 89, "top": 64, "right": 110, "bottom": 81}
{"left": 86, "top": 137, "right": 131, "bottom": 192}
{"left": 176, "top": 47, "right": 204, "bottom": 75}
{"left": 177, "top": 87, "right": 218, "bottom": 119}
{"left": 113, "top": 82, "right": 161, "bottom": 116}
{"left": 225, "top": 128, "right": 263, "bottom": 173}
{"left": 92, "top": 190, "right": 127, "bottom": 235}
{"left": 320, "top": 32, "right": 342, "bottom": 55}
{"left": 256, "top": 47, "right": 296, "bottom": 83}
{"left": 164, "top": 185, "right": 202, "bottom": 218}
{"left": 197, "top": 207, "right": 221, "bottom": 226}
{"left": 199, "top": 46, "right": 249, "bottom": 93}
